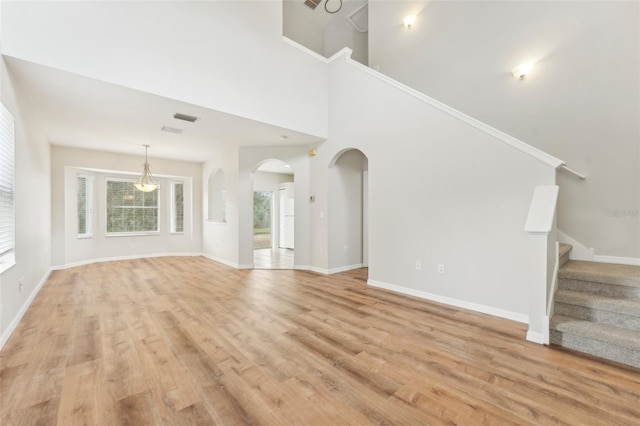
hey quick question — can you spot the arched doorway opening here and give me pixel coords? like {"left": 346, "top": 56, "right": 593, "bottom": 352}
{"left": 253, "top": 159, "right": 295, "bottom": 269}
{"left": 328, "top": 148, "right": 369, "bottom": 279}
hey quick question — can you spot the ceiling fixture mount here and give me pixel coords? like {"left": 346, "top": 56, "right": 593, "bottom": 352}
{"left": 161, "top": 125, "right": 184, "bottom": 134}
{"left": 173, "top": 112, "right": 199, "bottom": 123}
{"left": 134, "top": 145, "right": 160, "bottom": 192}
{"left": 304, "top": 0, "right": 342, "bottom": 14}
{"left": 512, "top": 63, "right": 534, "bottom": 80}
{"left": 324, "top": 0, "right": 342, "bottom": 14}
{"left": 403, "top": 15, "right": 417, "bottom": 29}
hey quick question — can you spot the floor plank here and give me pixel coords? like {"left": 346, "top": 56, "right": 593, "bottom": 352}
{"left": 1, "top": 256, "right": 640, "bottom": 425}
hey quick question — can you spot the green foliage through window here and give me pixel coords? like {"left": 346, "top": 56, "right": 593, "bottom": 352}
{"left": 172, "top": 182, "right": 184, "bottom": 233}
{"left": 253, "top": 191, "right": 271, "bottom": 230}
{"left": 106, "top": 179, "right": 159, "bottom": 234}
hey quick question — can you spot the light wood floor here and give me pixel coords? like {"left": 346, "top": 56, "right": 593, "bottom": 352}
{"left": 1, "top": 257, "right": 640, "bottom": 425}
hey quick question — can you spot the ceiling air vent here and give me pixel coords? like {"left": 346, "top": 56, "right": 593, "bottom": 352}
{"left": 173, "top": 112, "right": 199, "bottom": 123}
{"left": 304, "top": 0, "right": 321, "bottom": 10}
{"left": 161, "top": 126, "right": 184, "bottom": 134}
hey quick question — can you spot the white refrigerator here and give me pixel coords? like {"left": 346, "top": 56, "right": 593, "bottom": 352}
{"left": 278, "top": 184, "right": 295, "bottom": 250}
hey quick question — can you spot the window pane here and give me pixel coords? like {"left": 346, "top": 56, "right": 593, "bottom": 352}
{"left": 0, "top": 103, "right": 15, "bottom": 259}
{"left": 106, "top": 179, "right": 159, "bottom": 234}
{"left": 172, "top": 182, "right": 184, "bottom": 233}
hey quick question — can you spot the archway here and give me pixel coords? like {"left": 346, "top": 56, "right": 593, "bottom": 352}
{"left": 328, "top": 148, "right": 369, "bottom": 278}
{"left": 253, "top": 159, "right": 295, "bottom": 269}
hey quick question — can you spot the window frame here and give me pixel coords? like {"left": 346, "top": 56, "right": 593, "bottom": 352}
{"left": 0, "top": 102, "right": 15, "bottom": 273}
{"left": 77, "top": 174, "right": 94, "bottom": 239}
{"left": 170, "top": 181, "right": 185, "bottom": 235}
{"left": 105, "top": 177, "right": 160, "bottom": 237}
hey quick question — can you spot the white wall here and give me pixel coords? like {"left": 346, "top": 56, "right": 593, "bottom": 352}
{"left": 202, "top": 146, "right": 239, "bottom": 267}
{"left": 2, "top": 1, "right": 329, "bottom": 139}
{"left": 51, "top": 146, "right": 202, "bottom": 268}
{"left": 0, "top": 56, "right": 51, "bottom": 346}
{"left": 369, "top": 1, "right": 640, "bottom": 258}
{"left": 309, "top": 54, "right": 556, "bottom": 320}
{"left": 328, "top": 149, "right": 367, "bottom": 271}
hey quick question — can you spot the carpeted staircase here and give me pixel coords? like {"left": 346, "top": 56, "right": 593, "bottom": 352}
{"left": 550, "top": 244, "right": 640, "bottom": 369}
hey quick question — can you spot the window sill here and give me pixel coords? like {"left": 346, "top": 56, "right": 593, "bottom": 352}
{"left": 0, "top": 260, "right": 17, "bottom": 275}
{"left": 77, "top": 235, "right": 93, "bottom": 240}
{"left": 170, "top": 232, "right": 185, "bottom": 235}
{"left": 106, "top": 232, "right": 160, "bottom": 238}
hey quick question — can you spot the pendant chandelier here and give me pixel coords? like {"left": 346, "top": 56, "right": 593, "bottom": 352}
{"left": 134, "top": 144, "right": 159, "bottom": 192}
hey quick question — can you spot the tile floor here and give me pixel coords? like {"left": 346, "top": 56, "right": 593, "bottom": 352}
{"left": 254, "top": 248, "right": 294, "bottom": 269}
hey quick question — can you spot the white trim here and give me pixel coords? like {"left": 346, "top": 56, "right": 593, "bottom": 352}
{"left": 593, "top": 255, "right": 640, "bottom": 266}
{"left": 51, "top": 253, "right": 200, "bottom": 271}
{"left": 0, "top": 269, "right": 50, "bottom": 350}
{"left": 307, "top": 266, "right": 330, "bottom": 274}
{"left": 526, "top": 330, "right": 545, "bottom": 345}
{"left": 328, "top": 263, "right": 363, "bottom": 274}
{"left": 557, "top": 230, "right": 640, "bottom": 265}
{"left": 282, "top": 36, "right": 330, "bottom": 63}
{"left": 238, "top": 264, "right": 254, "bottom": 270}
{"left": 200, "top": 253, "right": 239, "bottom": 269}
{"left": 556, "top": 230, "right": 594, "bottom": 261}
{"left": 294, "top": 265, "right": 311, "bottom": 271}
{"left": 367, "top": 279, "right": 528, "bottom": 324}
{"left": 547, "top": 242, "right": 560, "bottom": 318}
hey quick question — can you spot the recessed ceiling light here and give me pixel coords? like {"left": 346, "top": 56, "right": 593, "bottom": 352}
{"left": 173, "top": 113, "right": 199, "bottom": 123}
{"left": 161, "top": 126, "right": 184, "bottom": 134}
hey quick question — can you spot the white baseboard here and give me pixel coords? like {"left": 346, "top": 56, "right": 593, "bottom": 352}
{"left": 526, "top": 330, "right": 545, "bottom": 344}
{"left": 593, "top": 255, "right": 640, "bottom": 266}
{"left": 201, "top": 253, "right": 240, "bottom": 269}
{"left": 328, "top": 263, "right": 363, "bottom": 274}
{"left": 307, "top": 266, "right": 329, "bottom": 274}
{"left": 52, "top": 252, "right": 201, "bottom": 271}
{"left": 367, "top": 279, "right": 528, "bottom": 324}
{"left": 0, "top": 269, "right": 51, "bottom": 350}
{"left": 238, "top": 264, "right": 254, "bottom": 270}
{"left": 557, "top": 230, "right": 594, "bottom": 261}
{"left": 557, "top": 230, "right": 640, "bottom": 266}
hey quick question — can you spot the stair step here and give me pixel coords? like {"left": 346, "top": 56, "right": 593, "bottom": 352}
{"left": 558, "top": 278, "right": 640, "bottom": 300}
{"left": 558, "top": 243, "right": 572, "bottom": 268}
{"left": 554, "top": 290, "right": 640, "bottom": 331}
{"left": 559, "top": 260, "right": 640, "bottom": 287}
{"left": 550, "top": 315, "right": 640, "bottom": 368}
{"left": 555, "top": 289, "right": 640, "bottom": 317}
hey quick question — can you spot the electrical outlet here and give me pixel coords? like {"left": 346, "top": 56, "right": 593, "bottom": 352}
{"left": 438, "top": 264, "right": 445, "bottom": 274}
{"left": 320, "top": 247, "right": 324, "bottom": 255}
{"left": 343, "top": 246, "right": 348, "bottom": 253}
{"left": 415, "top": 260, "right": 422, "bottom": 271}
{"left": 18, "top": 278, "right": 24, "bottom": 292}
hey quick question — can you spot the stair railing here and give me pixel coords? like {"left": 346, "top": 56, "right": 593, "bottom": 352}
{"left": 558, "top": 164, "right": 586, "bottom": 180}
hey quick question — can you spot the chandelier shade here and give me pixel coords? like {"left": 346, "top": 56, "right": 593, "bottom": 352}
{"left": 134, "top": 145, "right": 159, "bottom": 192}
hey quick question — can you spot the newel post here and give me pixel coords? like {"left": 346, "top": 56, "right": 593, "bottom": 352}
{"left": 524, "top": 185, "right": 559, "bottom": 344}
